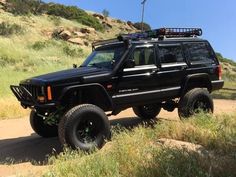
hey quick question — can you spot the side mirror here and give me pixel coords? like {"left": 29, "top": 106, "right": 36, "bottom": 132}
{"left": 73, "top": 64, "right": 78, "bottom": 68}
{"left": 124, "top": 59, "right": 135, "bottom": 68}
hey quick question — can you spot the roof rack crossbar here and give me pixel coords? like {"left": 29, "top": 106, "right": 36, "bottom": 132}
{"left": 92, "top": 38, "right": 120, "bottom": 49}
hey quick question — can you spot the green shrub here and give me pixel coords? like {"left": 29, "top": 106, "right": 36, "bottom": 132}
{"left": 6, "top": 0, "right": 46, "bottom": 15}
{"left": 0, "top": 22, "right": 23, "bottom": 36}
{"left": 63, "top": 46, "right": 83, "bottom": 57}
{"left": 133, "top": 22, "right": 151, "bottom": 31}
{"left": 216, "top": 52, "right": 236, "bottom": 67}
{"left": 5, "top": 1, "right": 104, "bottom": 31}
{"left": 46, "top": 4, "right": 104, "bottom": 31}
{"left": 31, "top": 41, "right": 48, "bottom": 50}
{"left": 102, "top": 9, "right": 110, "bottom": 18}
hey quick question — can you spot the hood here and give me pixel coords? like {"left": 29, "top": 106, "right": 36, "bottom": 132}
{"left": 22, "top": 67, "right": 110, "bottom": 85}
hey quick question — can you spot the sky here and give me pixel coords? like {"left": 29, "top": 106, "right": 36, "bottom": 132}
{"left": 44, "top": 0, "right": 236, "bottom": 61}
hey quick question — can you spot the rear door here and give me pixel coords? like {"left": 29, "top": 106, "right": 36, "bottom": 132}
{"left": 156, "top": 43, "right": 188, "bottom": 96}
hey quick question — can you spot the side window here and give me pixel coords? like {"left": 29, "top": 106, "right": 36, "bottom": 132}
{"left": 186, "top": 42, "right": 214, "bottom": 64}
{"left": 132, "top": 47, "right": 155, "bottom": 66}
{"left": 158, "top": 45, "right": 184, "bottom": 65}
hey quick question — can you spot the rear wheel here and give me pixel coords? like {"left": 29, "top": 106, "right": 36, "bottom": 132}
{"left": 58, "top": 104, "right": 111, "bottom": 151}
{"left": 133, "top": 104, "right": 161, "bottom": 120}
{"left": 178, "top": 88, "right": 214, "bottom": 118}
{"left": 30, "top": 110, "right": 58, "bottom": 138}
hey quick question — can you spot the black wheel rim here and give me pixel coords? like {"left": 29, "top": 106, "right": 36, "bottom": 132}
{"left": 75, "top": 114, "right": 103, "bottom": 144}
{"left": 193, "top": 97, "right": 211, "bottom": 113}
{"left": 142, "top": 105, "right": 156, "bottom": 115}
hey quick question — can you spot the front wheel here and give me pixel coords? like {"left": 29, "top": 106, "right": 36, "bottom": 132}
{"left": 58, "top": 104, "right": 111, "bottom": 151}
{"left": 178, "top": 88, "right": 214, "bottom": 118}
{"left": 30, "top": 111, "right": 58, "bottom": 138}
{"left": 133, "top": 104, "right": 161, "bottom": 120}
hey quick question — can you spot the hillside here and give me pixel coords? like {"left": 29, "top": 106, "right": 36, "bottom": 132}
{"left": 0, "top": 1, "right": 138, "bottom": 118}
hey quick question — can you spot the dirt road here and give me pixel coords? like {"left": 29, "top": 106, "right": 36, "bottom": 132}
{"left": 0, "top": 99, "right": 235, "bottom": 176}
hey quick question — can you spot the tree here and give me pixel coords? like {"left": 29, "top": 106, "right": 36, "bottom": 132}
{"left": 102, "top": 9, "right": 109, "bottom": 18}
{"left": 133, "top": 22, "right": 151, "bottom": 31}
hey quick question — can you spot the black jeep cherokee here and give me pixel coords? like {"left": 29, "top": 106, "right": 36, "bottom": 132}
{"left": 11, "top": 28, "right": 224, "bottom": 150}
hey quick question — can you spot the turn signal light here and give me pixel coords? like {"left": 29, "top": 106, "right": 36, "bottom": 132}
{"left": 47, "top": 86, "right": 53, "bottom": 101}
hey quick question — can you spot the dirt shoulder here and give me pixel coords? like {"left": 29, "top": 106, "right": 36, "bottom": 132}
{"left": 0, "top": 99, "right": 235, "bottom": 176}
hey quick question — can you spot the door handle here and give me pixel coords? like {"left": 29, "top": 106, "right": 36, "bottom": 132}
{"left": 150, "top": 68, "right": 160, "bottom": 75}
{"left": 181, "top": 65, "right": 188, "bottom": 70}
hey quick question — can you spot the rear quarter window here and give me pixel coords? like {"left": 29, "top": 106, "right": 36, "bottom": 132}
{"left": 185, "top": 42, "right": 216, "bottom": 64}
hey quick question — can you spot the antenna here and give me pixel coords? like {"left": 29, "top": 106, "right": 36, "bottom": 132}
{"left": 141, "top": 0, "right": 148, "bottom": 32}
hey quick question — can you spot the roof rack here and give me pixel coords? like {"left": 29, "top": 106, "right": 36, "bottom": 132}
{"left": 118, "top": 28, "right": 203, "bottom": 41}
{"left": 92, "top": 28, "right": 203, "bottom": 49}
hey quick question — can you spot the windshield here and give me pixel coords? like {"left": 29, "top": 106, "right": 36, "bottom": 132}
{"left": 82, "top": 46, "right": 125, "bottom": 69}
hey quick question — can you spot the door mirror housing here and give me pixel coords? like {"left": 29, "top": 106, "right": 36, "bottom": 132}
{"left": 124, "top": 59, "right": 135, "bottom": 68}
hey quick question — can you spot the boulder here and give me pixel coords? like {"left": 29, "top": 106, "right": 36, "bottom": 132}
{"left": 59, "top": 30, "right": 71, "bottom": 40}
{"left": 68, "top": 38, "right": 84, "bottom": 45}
{"left": 80, "top": 27, "right": 95, "bottom": 34}
{"left": 93, "top": 13, "right": 104, "bottom": 20}
{"left": 102, "top": 21, "right": 113, "bottom": 29}
{"left": 157, "top": 138, "right": 209, "bottom": 156}
{"left": 84, "top": 41, "right": 90, "bottom": 46}
{"left": 73, "top": 31, "right": 86, "bottom": 38}
{"left": 0, "top": 0, "right": 6, "bottom": 5}
{"left": 127, "top": 21, "right": 134, "bottom": 27}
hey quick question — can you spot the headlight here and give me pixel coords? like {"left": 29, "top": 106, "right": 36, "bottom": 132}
{"left": 37, "top": 86, "right": 46, "bottom": 103}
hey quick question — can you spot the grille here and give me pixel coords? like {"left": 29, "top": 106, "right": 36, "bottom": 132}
{"left": 20, "top": 84, "right": 39, "bottom": 100}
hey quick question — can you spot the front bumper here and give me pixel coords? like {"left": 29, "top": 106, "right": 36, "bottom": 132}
{"left": 10, "top": 85, "right": 56, "bottom": 108}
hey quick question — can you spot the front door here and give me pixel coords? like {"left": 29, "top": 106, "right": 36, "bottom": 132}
{"left": 112, "top": 44, "right": 159, "bottom": 106}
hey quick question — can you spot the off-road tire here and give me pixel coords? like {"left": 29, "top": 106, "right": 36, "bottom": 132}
{"left": 30, "top": 110, "right": 58, "bottom": 138}
{"left": 58, "top": 104, "right": 111, "bottom": 151}
{"left": 133, "top": 104, "right": 161, "bottom": 119}
{"left": 178, "top": 88, "right": 214, "bottom": 118}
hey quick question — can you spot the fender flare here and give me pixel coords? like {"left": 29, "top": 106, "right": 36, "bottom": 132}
{"left": 59, "top": 83, "right": 114, "bottom": 110}
{"left": 181, "top": 73, "right": 212, "bottom": 95}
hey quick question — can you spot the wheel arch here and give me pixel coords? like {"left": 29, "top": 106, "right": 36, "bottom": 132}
{"left": 59, "top": 83, "right": 114, "bottom": 111}
{"left": 181, "top": 73, "right": 212, "bottom": 95}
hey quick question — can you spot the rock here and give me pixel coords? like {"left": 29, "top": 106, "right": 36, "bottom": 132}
{"left": 0, "top": 0, "right": 6, "bottom": 5}
{"left": 80, "top": 27, "right": 95, "bottom": 34}
{"left": 116, "top": 19, "right": 123, "bottom": 24}
{"left": 68, "top": 38, "right": 84, "bottom": 45}
{"left": 73, "top": 31, "right": 86, "bottom": 38}
{"left": 102, "top": 21, "right": 113, "bottom": 29}
{"left": 93, "top": 13, "right": 104, "bottom": 20}
{"left": 157, "top": 138, "right": 209, "bottom": 156}
{"left": 41, "top": 29, "right": 53, "bottom": 38}
{"left": 59, "top": 30, "right": 71, "bottom": 40}
{"left": 84, "top": 41, "right": 90, "bottom": 46}
{"left": 127, "top": 21, "right": 134, "bottom": 27}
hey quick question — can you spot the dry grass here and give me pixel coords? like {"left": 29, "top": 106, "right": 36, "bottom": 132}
{"left": 44, "top": 113, "right": 236, "bottom": 177}
{"left": 0, "top": 97, "right": 29, "bottom": 119}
